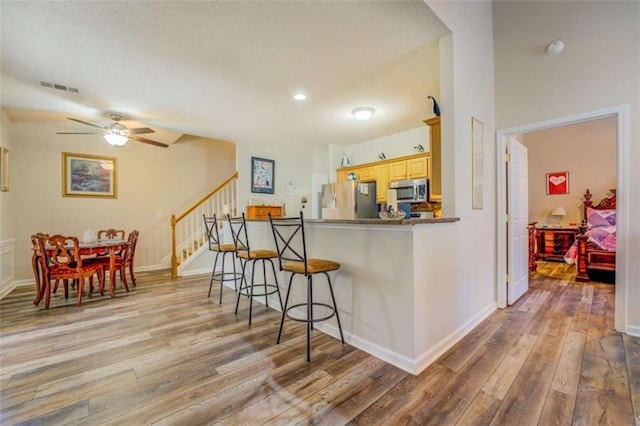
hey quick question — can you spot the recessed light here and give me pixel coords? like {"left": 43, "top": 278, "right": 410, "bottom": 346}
{"left": 293, "top": 93, "right": 307, "bottom": 101}
{"left": 352, "top": 107, "right": 375, "bottom": 121}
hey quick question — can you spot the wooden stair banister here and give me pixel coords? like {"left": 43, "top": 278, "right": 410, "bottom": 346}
{"left": 171, "top": 172, "right": 238, "bottom": 277}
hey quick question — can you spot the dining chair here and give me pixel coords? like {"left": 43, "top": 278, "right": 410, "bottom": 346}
{"left": 228, "top": 214, "right": 282, "bottom": 326}
{"left": 84, "top": 230, "right": 138, "bottom": 292}
{"left": 268, "top": 212, "right": 345, "bottom": 361}
{"left": 36, "top": 234, "right": 105, "bottom": 308}
{"left": 203, "top": 214, "right": 242, "bottom": 303}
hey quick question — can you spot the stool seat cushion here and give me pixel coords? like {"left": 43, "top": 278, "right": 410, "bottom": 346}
{"left": 237, "top": 249, "right": 278, "bottom": 260}
{"left": 211, "top": 243, "right": 236, "bottom": 252}
{"left": 283, "top": 259, "right": 340, "bottom": 274}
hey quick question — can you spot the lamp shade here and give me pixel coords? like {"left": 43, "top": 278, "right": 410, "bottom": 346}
{"left": 551, "top": 207, "right": 566, "bottom": 217}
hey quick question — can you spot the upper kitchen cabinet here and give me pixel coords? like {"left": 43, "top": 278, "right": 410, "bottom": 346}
{"left": 389, "top": 154, "right": 429, "bottom": 181}
{"left": 358, "top": 166, "right": 376, "bottom": 182}
{"left": 375, "top": 163, "right": 389, "bottom": 203}
{"left": 424, "top": 117, "right": 441, "bottom": 201}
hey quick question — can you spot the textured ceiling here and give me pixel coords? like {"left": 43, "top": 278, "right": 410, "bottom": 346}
{"left": 1, "top": 1, "right": 449, "bottom": 150}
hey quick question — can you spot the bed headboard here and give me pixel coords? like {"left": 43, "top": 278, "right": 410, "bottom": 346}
{"left": 582, "top": 188, "right": 617, "bottom": 225}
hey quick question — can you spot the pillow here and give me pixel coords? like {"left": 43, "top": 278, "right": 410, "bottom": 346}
{"left": 586, "top": 207, "right": 616, "bottom": 228}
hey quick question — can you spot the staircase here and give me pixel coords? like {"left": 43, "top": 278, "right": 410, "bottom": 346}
{"left": 171, "top": 172, "right": 238, "bottom": 277}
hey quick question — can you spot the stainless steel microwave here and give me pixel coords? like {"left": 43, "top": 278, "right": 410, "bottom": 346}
{"left": 389, "top": 178, "right": 428, "bottom": 203}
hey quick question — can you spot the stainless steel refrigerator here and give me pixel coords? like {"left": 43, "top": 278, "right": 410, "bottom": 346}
{"left": 321, "top": 181, "right": 378, "bottom": 219}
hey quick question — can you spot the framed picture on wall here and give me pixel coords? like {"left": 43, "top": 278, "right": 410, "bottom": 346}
{"left": 251, "top": 157, "right": 275, "bottom": 194}
{"left": 63, "top": 152, "right": 117, "bottom": 198}
{"left": 546, "top": 171, "right": 569, "bottom": 195}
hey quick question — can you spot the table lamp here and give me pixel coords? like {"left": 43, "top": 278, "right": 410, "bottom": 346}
{"left": 550, "top": 207, "right": 566, "bottom": 227}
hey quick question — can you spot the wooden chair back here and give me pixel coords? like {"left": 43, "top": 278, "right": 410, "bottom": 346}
{"left": 125, "top": 230, "right": 139, "bottom": 266}
{"left": 37, "top": 235, "right": 84, "bottom": 273}
{"left": 98, "top": 229, "right": 126, "bottom": 240}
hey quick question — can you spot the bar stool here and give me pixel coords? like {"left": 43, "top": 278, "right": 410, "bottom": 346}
{"left": 203, "top": 214, "right": 241, "bottom": 304}
{"left": 269, "top": 212, "right": 345, "bottom": 361}
{"left": 228, "top": 214, "right": 282, "bottom": 326}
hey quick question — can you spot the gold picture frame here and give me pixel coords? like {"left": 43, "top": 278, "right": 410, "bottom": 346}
{"left": 472, "top": 117, "right": 484, "bottom": 210}
{"left": 63, "top": 152, "right": 117, "bottom": 198}
{"left": 0, "top": 147, "right": 8, "bottom": 192}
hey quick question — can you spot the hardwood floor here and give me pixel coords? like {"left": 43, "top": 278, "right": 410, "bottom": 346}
{"left": 1, "top": 262, "right": 638, "bottom": 425}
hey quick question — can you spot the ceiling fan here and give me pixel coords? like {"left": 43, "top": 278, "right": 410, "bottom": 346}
{"left": 56, "top": 114, "right": 169, "bottom": 148}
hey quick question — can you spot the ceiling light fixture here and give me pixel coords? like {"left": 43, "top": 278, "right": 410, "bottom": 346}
{"left": 104, "top": 133, "right": 128, "bottom": 146}
{"left": 293, "top": 93, "right": 307, "bottom": 101}
{"left": 352, "top": 107, "right": 375, "bottom": 121}
{"left": 545, "top": 39, "right": 565, "bottom": 55}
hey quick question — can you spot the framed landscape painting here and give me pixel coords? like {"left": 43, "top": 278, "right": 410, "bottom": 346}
{"left": 251, "top": 157, "right": 275, "bottom": 194}
{"left": 63, "top": 152, "right": 117, "bottom": 198}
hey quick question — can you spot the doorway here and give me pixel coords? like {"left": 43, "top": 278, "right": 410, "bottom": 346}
{"left": 496, "top": 105, "right": 629, "bottom": 333}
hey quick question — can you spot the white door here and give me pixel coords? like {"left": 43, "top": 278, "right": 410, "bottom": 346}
{"left": 507, "top": 137, "right": 529, "bottom": 304}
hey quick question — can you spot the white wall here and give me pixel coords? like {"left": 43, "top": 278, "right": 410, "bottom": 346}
{"left": 8, "top": 119, "right": 236, "bottom": 281}
{"left": 421, "top": 0, "right": 497, "bottom": 353}
{"left": 493, "top": 1, "right": 640, "bottom": 333}
{"left": 343, "top": 126, "right": 430, "bottom": 167}
{"left": 236, "top": 142, "right": 315, "bottom": 218}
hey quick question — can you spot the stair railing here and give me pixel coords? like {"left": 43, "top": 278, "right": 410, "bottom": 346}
{"left": 171, "top": 172, "right": 238, "bottom": 277}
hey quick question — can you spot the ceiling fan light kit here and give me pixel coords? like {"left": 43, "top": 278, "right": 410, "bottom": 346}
{"left": 104, "top": 133, "right": 128, "bottom": 146}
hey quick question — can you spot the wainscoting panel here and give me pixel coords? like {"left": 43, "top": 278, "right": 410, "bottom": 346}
{"left": 0, "top": 239, "right": 15, "bottom": 300}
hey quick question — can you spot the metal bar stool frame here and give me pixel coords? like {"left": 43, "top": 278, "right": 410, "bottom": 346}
{"left": 203, "top": 214, "right": 242, "bottom": 304}
{"left": 269, "top": 212, "right": 345, "bottom": 361}
{"left": 227, "top": 214, "right": 282, "bottom": 326}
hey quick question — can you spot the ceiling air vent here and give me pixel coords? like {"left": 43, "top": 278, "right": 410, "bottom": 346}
{"left": 40, "top": 81, "right": 80, "bottom": 94}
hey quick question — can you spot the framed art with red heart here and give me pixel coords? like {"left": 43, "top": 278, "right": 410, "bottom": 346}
{"left": 546, "top": 171, "right": 569, "bottom": 195}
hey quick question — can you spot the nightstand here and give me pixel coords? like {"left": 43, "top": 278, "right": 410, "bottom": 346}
{"left": 535, "top": 227, "right": 580, "bottom": 262}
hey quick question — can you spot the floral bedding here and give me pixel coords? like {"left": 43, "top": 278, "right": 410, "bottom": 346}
{"left": 564, "top": 225, "right": 616, "bottom": 264}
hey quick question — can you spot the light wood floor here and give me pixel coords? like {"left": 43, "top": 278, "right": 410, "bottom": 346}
{"left": 1, "top": 262, "right": 638, "bottom": 425}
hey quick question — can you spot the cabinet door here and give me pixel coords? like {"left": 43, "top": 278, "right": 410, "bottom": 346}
{"left": 388, "top": 160, "right": 407, "bottom": 181}
{"left": 407, "top": 156, "right": 429, "bottom": 179}
{"left": 375, "top": 164, "right": 389, "bottom": 203}
{"left": 358, "top": 166, "right": 376, "bottom": 182}
{"left": 337, "top": 170, "right": 347, "bottom": 182}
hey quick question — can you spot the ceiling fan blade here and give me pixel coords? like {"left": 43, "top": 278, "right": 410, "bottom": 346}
{"left": 127, "top": 127, "right": 155, "bottom": 135}
{"left": 56, "top": 132, "right": 102, "bottom": 135}
{"left": 129, "top": 135, "right": 170, "bottom": 148}
{"left": 67, "top": 117, "right": 105, "bottom": 129}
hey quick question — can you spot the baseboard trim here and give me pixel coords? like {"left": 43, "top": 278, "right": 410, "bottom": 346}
{"left": 413, "top": 301, "right": 497, "bottom": 374}
{"left": 626, "top": 324, "right": 640, "bottom": 337}
{"left": 299, "top": 301, "right": 497, "bottom": 375}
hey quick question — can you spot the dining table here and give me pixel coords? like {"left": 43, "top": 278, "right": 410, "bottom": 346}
{"left": 32, "top": 238, "right": 131, "bottom": 305}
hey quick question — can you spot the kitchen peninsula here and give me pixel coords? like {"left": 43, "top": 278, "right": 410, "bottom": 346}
{"left": 244, "top": 215, "right": 480, "bottom": 375}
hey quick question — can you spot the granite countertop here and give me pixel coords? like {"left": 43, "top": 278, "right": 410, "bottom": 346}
{"left": 305, "top": 217, "right": 460, "bottom": 225}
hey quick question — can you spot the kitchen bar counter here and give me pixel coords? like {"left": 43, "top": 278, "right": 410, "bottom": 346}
{"left": 305, "top": 217, "right": 459, "bottom": 225}
{"left": 235, "top": 214, "right": 493, "bottom": 376}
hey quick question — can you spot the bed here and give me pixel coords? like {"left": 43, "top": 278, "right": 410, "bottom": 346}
{"left": 568, "top": 189, "right": 616, "bottom": 283}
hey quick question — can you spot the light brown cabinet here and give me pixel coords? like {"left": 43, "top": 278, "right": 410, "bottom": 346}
{"left": 423, "top": 116, "right": 441, "bottom": 200}
{"left": 375, "top": 163, "right": 389, "bottom": 203}
{"left": 245, "top": 205, "right": 282, "bottom": 220}
{"left": 358, "top": 166, "right": 376, "bottom": 182}
{"left": 388, "top": 160, "right": 408, "bottom": 181}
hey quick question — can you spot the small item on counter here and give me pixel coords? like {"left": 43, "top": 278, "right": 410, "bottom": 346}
{"left": 347, "top": 172, "right": 356, "bottom": 181}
